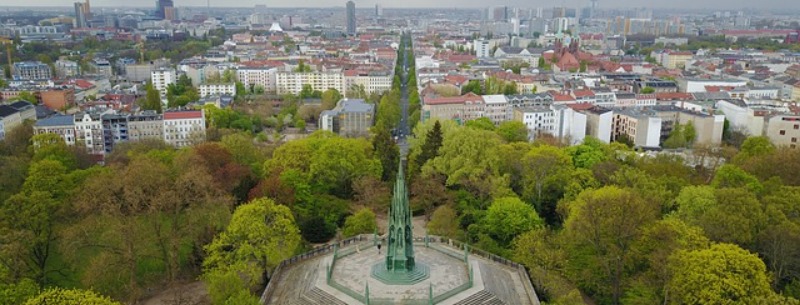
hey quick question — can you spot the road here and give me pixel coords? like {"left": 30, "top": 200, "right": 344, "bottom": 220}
{"left": 398, "top": 32, "right": 411, "bottom": 158}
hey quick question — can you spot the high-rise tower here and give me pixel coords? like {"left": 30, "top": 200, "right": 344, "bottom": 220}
{"left": 156, "top": 0, "right": 174, "bottom": 20}
{"left": 346, "top": 1, "right": 356, "bottom": 36}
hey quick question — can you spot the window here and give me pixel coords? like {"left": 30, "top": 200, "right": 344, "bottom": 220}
{"left": 793, "top": 138, "right": 798, "bottom": 143}
{"left": 795, "top": 124, "right": 799, "bottom": 130}
{"left": 781, "top": 130, "right": 786, "bottom": 135}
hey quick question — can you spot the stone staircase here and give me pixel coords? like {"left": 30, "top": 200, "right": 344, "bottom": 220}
{"left": 452, "top": 290, "right": 505, "bottom": 305}
{"left": 296, "top": 287, "right": 349, "bottom": 305}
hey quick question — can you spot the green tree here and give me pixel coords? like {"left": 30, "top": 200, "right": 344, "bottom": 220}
{"left": 24, "top": 288, "right": 121, "bottom": 305}
{"left": 483, "top": 197, "right": 543, "bottom": 245}
{"left": 562, "top": 186, "right": 659, "bottom": 305}
{"left": 464, "top": 117, "right": 495, "bottom": 131}
{"left": 203, "top": 198, "right": 301, "bottom": 289}
{"left": 142, "top": 82, "right": 162, "bottom": 113}
{"left": 495, "top": 121, "right": 529, "bottom": 143}
{"left": 684, "top": 121, "right": 697, "bottom": 145}
{"left": 16, "top": 91, "right": 37, "bottom": 104}
{"left": 427, "top": 205, "right": 461, "bottom": 239}
{"left": 521, "top": 145, "right": 573, "bottom": 219}
{"left": 321, "top": 88, "right": 342, "bottom": 110}
{"left": 461, "top": 80, "right": 483, "bottom": 95}
{"left": 0, "top": 279, "right": 39, "bottom": 305}
{"left": 416, "top": 120, "right": 444, "bottom": 169}
{"left": 342, "top": 208, "right": 377, "bottom": 237}
{"left": 711, "top": 164, "right": 763, "bottom": 194}
{"left": 641, "top": 86, "right": 656, "bottom": 94}
{"left": 373, "top": 126, "right": 399, "bottom": 182}
{"left": 734, "top": 136, "right": 775, "bottom": 164}
{"left": 663, "top": 123, "right": 687, "bottom": 149}
{"left": 426, "top": 127, "right": 501, "bottom": 187}
{"left": 668, "top": 243, "right": 774, "bottom": 305}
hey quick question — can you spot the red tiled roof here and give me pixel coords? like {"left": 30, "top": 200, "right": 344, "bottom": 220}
{"left": 424, "top": 93, "right": 483, "bottom": 105}
{"left": 567, "top": 103, "right": 595, "bottom": 111}
{"left": 573, "top": 89, "right": 595, "bottom": 98}
{"left": 164, "top": 111, "right": 203, "bottom": 120}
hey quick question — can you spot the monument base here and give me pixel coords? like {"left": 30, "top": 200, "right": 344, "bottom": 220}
{"left": 370, "top": 261, "right": 430, "bottom": 285}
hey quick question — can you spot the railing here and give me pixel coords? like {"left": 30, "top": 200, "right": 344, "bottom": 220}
{"left": 260, "top": 234, "right": 371, "bottom": 304}
{"left": 261, "top": 234, "right": 541, "bottom": 305}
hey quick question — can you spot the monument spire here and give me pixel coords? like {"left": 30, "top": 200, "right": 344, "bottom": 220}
{"left": 385, "top": 160, "right": 415, "bottom": 271}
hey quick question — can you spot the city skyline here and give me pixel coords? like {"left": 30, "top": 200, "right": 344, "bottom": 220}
{"left": 0, "top": 0, "right": 798, "bottom": 9}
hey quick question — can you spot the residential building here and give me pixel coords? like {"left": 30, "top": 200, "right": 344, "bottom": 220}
{"left": 660, "top": 51, "right": 693, "bottom": 69}
{"left": 483, "top": 95, "right": 509, "bottom": 125}
{"left": 678, "top": 78, "right": 748, "bottom": 93}
{"left": 422, "top": 93, "right": 486, "bottom": 124}
{"left": 0, "top": 101, "right": 36, "bottom": 140}
{"left": 90, "top": 58, "right": 113, "bottom": 77}
{"left": 74, "top": 2, "right": 87, "bottom": 28}
{"left": 237, "top": 67, "right": 278, "bottom": 93}
{"left": 716, "top": 99, "right": 764, "bottom": 136}
{"left": 319, "top": 99, "right": 375, "bottom": 137}
{"left": 613, "top": 108, "right": 663, "bottom": 148}
{"left": 55, "top": 59, "right": 80, "bottom": 79}
{"left": 199, "top": 83, "right": 236, "bottom": 97}
{"left": 13, "top": 61, "right": 52, "bottom": 81}
{"left": 74, "top": 112, "right": 105, "bottom": 155}
{"left": 151, "top": 69, "right": 176, "bottom": 93}
{"left": 763, "top": 114, "right": 800, "bottom": 148}
{"left": 276, "top": 71, "right": 346, "bottom": 95}
{"left": 100, "top": 113, "right": 129, "bottom": 153}
{"left": 33, "top": 115, "right": 76, "bottom": 145}
{"left": 475, "top": 40, "right": 492, "bottom": 58}
{"left": 163, "top": 110, "right": 206, "bottom": 148}
{"left": 128, "top": 111, "right": 164, "bottom": 142}
{"left": 513, "top": 105, "right": 587, "bottom": 144}
{"left": 344, "top": 70, "right": 393, "bottom": 95}
{"left": 580, "top": 106, "right": 613, "bottom": 143}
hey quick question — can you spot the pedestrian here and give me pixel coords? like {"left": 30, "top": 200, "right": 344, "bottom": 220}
{"left": 377, "top": 241, "right": 382, "bottom": 255}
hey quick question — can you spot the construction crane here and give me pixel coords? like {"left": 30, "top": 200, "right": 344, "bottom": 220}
{"left": 0, "top": 37, "right": 12, "bottom": 76}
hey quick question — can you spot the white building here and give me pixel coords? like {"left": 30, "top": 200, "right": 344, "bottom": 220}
{"left": 163, "top": 110, "right": 206, "bottom": 148}
{"left": 483, "top": 95, "right": 510, "bottom": 125}
{"left": 716, "top": 100, "right": 764, "bottom": 136}
{"left": 237, "top": 67, "right": 278, "bottom": 93}
{"left": 612, "top": 109, "right": 663, "bottom": 148}
{"left": 679, "top": 78, "right": 748, "bottom": 93}
{"left": 199, "top": 83, "right": 236, "bottom": 97}
{"left": 33, "top": 115, "right": 76, "bottom": 146}
{"left": 74, "top": 113, "right": 105, "bottom": 155}
{"left": 344, "top": 70, "right": 393, "bottom": 95}
{"left": 0, "top": 101, "right": 36, "bottom": 141}
{"left": 276, "top": 71, "right": 346, "bottom": 95}
{"left": 475, "top": 40, "right": 491, "bottom": 58}
{"left": 513, "top": 104, "right": 586, "bottom": 144}
{"left": 151, "top": 68, "right": 176, "bottom": 104}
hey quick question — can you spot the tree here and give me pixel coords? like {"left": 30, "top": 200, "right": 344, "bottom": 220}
{"left": 16, "top": 91, "right": 37, "bottom": 104}
{"left": 711, "top": 164, "right": 763, "bottom": 194}
{"left": 416, "top": 120, "right": 443, "bottom": 169}
{"left": 321, "top": 88, "right": 342, "bottom": 110}
{"left": 427, "top": 205, "right": 460, "bottom": 239}
{"left": 464, "top": 117, "right": 495, "bottom": 131}
{"left": 24, "top": 288, "right": 121, "bottom": 305}
{"left": 734, "top": 136, "right": 775, "bottom": 164}
{"left": 562, "top": 186, "right": 659, "bottom": 305}
{"left": 342, "top": 208, "right": 377, "bottom": 237}
{"left": 640, "top": 86, "right": 656, "bottom": 94}
{"left": 426, "top": 127, "right": 502, "bottom": 187}
{"left": 676, "top": 186, "right": 766, "bottom": 246}
{"left": 142, "top": 82, "right": 162, "bottom": 113}
{"left": 203, "top": 198, "right": 301, "bottom": 289}
{"left": 521, "top": 145, "right": 573, "bottom": 220}
{"left": 483, "top": 197, "right": 543, "bottom": 245}
{"left": 372, "top": 126, "right": 399, "bottom": 182}
{"left": 683, "top": 121, "right": 697, "bottom": 145}
{"left": 461, "top": 80, "right": 483, "bottom": 95}
{"left": 668, "top": 243, "right": 774, "bottom": 305}
{"left": 496, "top": 121, "right": 529, "bottom": 143}
{"left": 663, "top": 123, "right": 687, "bottom": 149}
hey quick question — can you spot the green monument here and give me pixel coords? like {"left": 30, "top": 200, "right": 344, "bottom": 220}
{"left": 371, "top": 161, "right": 429, "bottom": 284}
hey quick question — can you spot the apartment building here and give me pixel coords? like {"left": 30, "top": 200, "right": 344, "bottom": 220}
{"left": 33, "top": 115, "right": 76, "bottom": 145}
{"left": 763, "top": 114, "right": 800, "bottom": 148}
{"left": 344, "top": 70, "right": 393, "bottom": 95}
{"left": 276, "top": 71, "right": 346, "bottom": 95}
{"left": 0, "top": 101, "right": 36, "bottom": 140}
{"left": 199, "top": 83, "right": 236, "bottom": 97}
{"left": 128, "top": 111, "right": 164, "bottom": 142}
{"left": 422, "top": 93, "right": 486, "bottom": 124}
{"left": 13, "top": 61, "right": 52, "bottom": 80}
{"left": 151, "top": 68, "right": 176, "bottom": 97}
{"left": 74, "top": 112, "right": 105, "bottom": 155}
{"left": 513, "top": 104, "right": 587, "bottom": 144}
{"left": 163, "top": 110, "right": 206, "bottom": 148}
{"left": 237, "top": 67, "right": 278, "bottom": 93}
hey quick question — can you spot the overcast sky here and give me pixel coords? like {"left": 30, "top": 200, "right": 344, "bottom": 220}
{"left": 0, "top": 0, "right": 798, "bottom": 9}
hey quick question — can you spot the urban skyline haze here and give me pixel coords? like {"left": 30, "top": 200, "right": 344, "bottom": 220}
{"left": 0, "top": 0, "right": 798, "bottom": 9}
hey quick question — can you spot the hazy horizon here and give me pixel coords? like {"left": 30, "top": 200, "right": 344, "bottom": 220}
{"left": 0, "top": 0, "right": 798, "bottom": 10}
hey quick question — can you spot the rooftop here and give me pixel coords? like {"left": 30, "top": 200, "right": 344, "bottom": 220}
{"left": 35, "top": 114, "right": 75, "bottom": 127}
